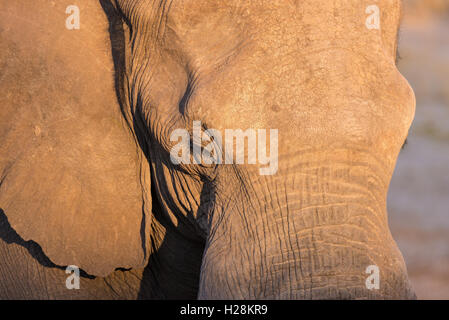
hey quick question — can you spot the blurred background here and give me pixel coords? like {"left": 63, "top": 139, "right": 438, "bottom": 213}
{"left": 388, "top": 0, "right": 449, "bottom": 299}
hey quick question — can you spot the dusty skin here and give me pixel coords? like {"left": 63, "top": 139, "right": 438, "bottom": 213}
{"left": 0, "top": 1, "right": 416, "bottom": 299}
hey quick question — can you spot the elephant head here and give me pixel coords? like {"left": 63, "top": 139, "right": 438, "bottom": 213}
{"left": 0, "top": 0, "right": 416, "bottom": 299}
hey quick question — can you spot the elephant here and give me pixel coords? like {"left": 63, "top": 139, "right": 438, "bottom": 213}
{"left": 0, "top": 0, "right": 416, "bottom": 299}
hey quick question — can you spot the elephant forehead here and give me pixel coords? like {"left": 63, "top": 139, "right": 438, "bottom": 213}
{"left": 125, "top": 0, "right": 402, "bottom": 60}
{"left": 117, "top": 1, "right": 402, "bottom": 49}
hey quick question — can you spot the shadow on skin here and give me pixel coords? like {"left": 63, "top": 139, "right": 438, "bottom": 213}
{"left": 100, "top": 0, "right": 206, "bottom": 299}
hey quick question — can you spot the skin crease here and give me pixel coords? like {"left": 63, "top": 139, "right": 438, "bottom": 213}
{"left": 0, "top": 0, "right": 416, "bottom": 299}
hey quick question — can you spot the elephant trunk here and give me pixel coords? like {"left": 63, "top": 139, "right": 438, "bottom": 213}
{"left": 198, "top": 150, "right": 416, "bottom": 299}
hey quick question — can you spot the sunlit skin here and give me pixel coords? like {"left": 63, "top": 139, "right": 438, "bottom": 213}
{"left": 0, "top": 0, "right": 415, "bottom": 299}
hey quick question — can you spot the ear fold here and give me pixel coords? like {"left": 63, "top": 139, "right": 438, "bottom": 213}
{"left": 0, "top": 1, "right": 152, "bottom": 276}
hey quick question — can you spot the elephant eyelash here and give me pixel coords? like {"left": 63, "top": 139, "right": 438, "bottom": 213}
{"left": 401, "top": 138, "right": 408, "bottom": 150}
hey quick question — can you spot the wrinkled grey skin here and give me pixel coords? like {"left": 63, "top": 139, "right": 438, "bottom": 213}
{"left": 0, "top": 0, "right": 416, "bottom": 299}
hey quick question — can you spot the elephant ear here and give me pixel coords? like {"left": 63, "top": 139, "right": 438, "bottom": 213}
{"left": 0, "top": 1, "right": 152, "bottom": 276}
